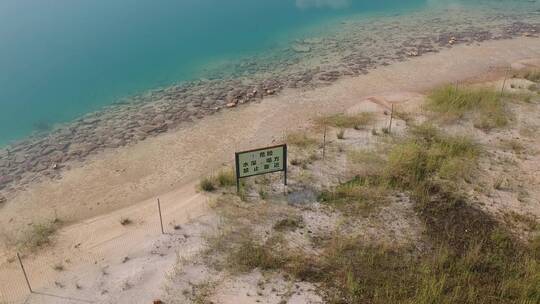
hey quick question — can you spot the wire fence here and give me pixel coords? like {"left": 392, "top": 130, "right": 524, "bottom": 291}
{"left": 1, "top": 113, "right": 395, "bottom": 304}
{"left": 0, "top": 197, "right": 175, "bottom": 304}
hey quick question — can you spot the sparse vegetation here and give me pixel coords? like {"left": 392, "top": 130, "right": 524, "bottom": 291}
{"left": 319, "top": 176, "right": 390, "bottom": 217}
{"left": 227, "top": 237, "right": 287, "bottom": 273}
{"left": 427, "top": 85, "right": 510, "bottom": 130}
{"left": 384, "top": 124, "right": 479, "bottom": 202}
{"left": 197, "top": 81, "right": 540, "bottom": 304}
{"left": 199, "top": 176, "right": 217, "bottom": 192}
{"left": 323, "top": 124, "right": 479, "bottom": 215}
{"left": 289, "top": 125, "right": 539, "bottom": 303}
{"left": 188, "top": 281, "right": 216, "bottom": 304}
{"left": 286, "top": 132, "right": 318, "bottom": 148}
{"left": 317, "top": 113, "right": 375, "bottom": 129}
{"left": 18, "top": 220, "right": 58, "bottom": 251}
{"left": 273, "top": 215, "right": 304, "bottom": 232}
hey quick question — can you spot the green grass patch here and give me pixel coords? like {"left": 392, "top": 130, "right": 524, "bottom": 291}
{"left": 317, "top": 113, "right": 375, "bottom": 129}
{"left": 319, "top": 176, "right": 390, "bottom": 217}
{"left": 385, "top": 124, "right": 479, "bottom": 202}
{"left": 427, "top": 85, "right": 510, "bottom": 130}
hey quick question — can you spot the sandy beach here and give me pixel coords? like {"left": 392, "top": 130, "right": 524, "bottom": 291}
{"left": 1, "top": 36, "right": 539, "bottom": 303}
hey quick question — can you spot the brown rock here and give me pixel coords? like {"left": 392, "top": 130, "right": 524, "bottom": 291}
{"left": 226, "top": 102, "right": 237, "bottom": 108}
{"left": 140, "top": 123, "right": 167, "bottom": 134}
{"left": 48, "top": 151, "right": 64, "bottom": 163}
{"left": 0, "top": 175, "right": 13, "bottom": 186}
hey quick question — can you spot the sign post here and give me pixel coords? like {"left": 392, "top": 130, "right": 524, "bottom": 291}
{"left": 235, "top": 144, "right": 287, "bottom": 193}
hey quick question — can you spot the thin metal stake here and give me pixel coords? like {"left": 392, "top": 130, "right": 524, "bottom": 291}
{"left": 388, "top": 103, "right": 394, "bottom": 134}
{"left": 322, "top": 125, "right": 327, "bottom": 160}
{"left": 17, "top": 252, "right": 32, "bottom": 293}
{"left": 157, "top": 199, "right": 164, "bottom": 235}
{"left": 501, "top": 67, "right": 509, "bottom": 96}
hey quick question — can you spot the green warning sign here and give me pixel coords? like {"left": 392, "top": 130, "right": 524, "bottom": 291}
{"left": 236, "top": 144, "right": 287, "bottom": 178}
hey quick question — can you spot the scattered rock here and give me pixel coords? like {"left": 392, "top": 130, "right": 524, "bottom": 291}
{"left": 291, "top": 44, "right": 311, "bottom": 53}
{"left": 406, "top": 50, "right": 419, "bottom": 57}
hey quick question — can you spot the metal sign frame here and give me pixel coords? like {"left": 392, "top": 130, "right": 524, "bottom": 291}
{"left": 235, "top": 144, "right": 287, "bottom": 192}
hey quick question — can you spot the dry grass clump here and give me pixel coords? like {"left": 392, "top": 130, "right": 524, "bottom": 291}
{"left": 273, "top": 215, "right": 304, "bottom": 232}
{"left": 226, "top": 237, "right": 287, "bottom": 273}
{"left": 385, "top": 124, "right": 479, "bottom": 201}
{"left": 199, "top": 177, "right": 217, "bottom": 192}
{"left": 319, "top": 176, "right": 390, "bottom": 217}
{"left": 120, "top": 217, "right": 133, "bottom": 226}
{"left": 316, "top": 113, "right": 375, "bottom": 129}
{"left": 427, "top": 85, "right": 510, "bottom": 130}
{"left": 336, "top": 129, "right": 345, "bottom": 139}
{"left": 53, "top": 262, "right": 65, "bottom": 272}
{"left": 322, "top": 124, "right": 478, "bottom": 215}
{"left": 331, "top": 233, "right": 537, "bottom": 304}
{"left": 286, "top": 132, "right": 318, "bottom": 148}
{"left": 199, "top": 168, "right": 236, "bottom": 192}
{"left": 216, "top": 168, "right": 236, "bottom": 187}
{"left": 18, "top": 220, "right": 58, "bottom": 251}
{"left": 523, "top": 70, "right": 540, "bottom": 83}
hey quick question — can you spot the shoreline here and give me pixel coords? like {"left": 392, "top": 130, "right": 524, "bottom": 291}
{"left": 0, "top": 38, "right": 539, "bottom": 303}
{"left": 0, "top": 15, "right": 538, "bottom": 197}
{"left": 1, "top": 37, "right": 539, "bottom": 239}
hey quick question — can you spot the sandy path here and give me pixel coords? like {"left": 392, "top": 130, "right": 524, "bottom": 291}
{"left": 0, "top": 37, "right": 539, "bottom": 303}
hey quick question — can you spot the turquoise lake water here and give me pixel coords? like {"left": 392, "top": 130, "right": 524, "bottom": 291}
{"left": 0, "top": 0, "right": 535, "bottom": 146}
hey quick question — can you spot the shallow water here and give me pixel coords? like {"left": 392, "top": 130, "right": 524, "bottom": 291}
{"left": 0, "top": 0, "right": 421, "bottom": 146}
{"left": 0, "top": 0, "right": 538, "bottom": 146}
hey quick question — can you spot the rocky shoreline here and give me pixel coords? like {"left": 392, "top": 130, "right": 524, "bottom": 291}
{"left": 0, "top": 7, "right": 539, "bottom": 198}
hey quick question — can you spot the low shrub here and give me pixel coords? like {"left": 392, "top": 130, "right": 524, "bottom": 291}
{"left": 199, "top": 177, "right": 216, "bottom": 192}
{"left": 427, "top": 85, "right": 510, "bottom": 130}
